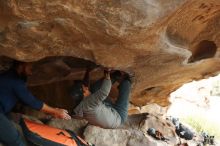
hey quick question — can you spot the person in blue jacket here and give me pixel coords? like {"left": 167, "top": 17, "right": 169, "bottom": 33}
{"left": 0, "top": 61, "right": 71, "bottom": 146}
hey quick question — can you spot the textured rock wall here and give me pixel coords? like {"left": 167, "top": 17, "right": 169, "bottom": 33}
{"left": 0, "top": 0, "right": 220, "bottom": 107}
{"left": 48, "top": 113, "right": 178, "bottom": 146}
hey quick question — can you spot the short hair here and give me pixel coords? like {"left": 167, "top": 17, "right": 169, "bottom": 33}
{"left": 71, "top": 80, "right": 84, "bottom": 104}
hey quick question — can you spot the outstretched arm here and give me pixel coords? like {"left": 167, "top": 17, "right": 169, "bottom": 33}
{"left": 41, "top": 104, "right": 71, "bottom": 120}
{"left": 83, "top": 69, "right": 112, "bottom": 107}
{"left": 14, "top": 81, "right": 71, "bottom": 120}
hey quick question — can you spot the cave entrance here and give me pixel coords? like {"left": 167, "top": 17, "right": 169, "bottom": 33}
{"left": 167, "top": 74, "right": 220, "bottom": 141}
{"left": 188, "top": 40, "right": 217, "bottom": 63}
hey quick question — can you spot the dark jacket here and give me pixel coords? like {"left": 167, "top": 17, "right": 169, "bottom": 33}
{"left": 0, "top": 69, "right": 43, "bottom": 114}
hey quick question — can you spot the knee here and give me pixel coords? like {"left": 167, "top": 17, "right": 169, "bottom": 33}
{"left": 3, "top": 129, "right": 24, "bottom": 146}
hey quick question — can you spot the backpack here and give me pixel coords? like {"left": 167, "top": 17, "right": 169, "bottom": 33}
{"left": 147, "top": 128, "right": 169, "bottom": 142}
{"left": 20, "top": 118, "right": 93, "bottom": 146}
{"left": 176, "top": 124, "right": 194, "bottom": 140}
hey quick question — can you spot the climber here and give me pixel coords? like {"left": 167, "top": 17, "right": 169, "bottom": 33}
{"left": 71, "top": 67, "right": 133, "bottom": 129}
{"left": 0, "top": 61, "right": 71, "bottom": 146}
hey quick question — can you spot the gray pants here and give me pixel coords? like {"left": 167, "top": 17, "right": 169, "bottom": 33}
{"left": 0, "top": 113, "right": 26, "bottom": 146}
{"left": 90, "top": 78, "right": 131, "bottom": 123}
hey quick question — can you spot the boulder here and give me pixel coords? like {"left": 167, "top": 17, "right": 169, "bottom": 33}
{"left": 47, "top": 118, "right": 88, "bottom": 135}
{"left": 0, "top": 0, "right": 220, "bottom": 108}
{"left": 82, "top": 113, "right": 179, "bottom": 146}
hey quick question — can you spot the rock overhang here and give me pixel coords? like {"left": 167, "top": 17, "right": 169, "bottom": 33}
{"left": 0, "top": 0, "right": 220, "bottom": 108}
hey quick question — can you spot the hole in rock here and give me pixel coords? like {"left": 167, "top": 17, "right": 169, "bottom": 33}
{"left": 141, "top": 86, "right": 163, "bottom": 96}
{"left": 188, "top": 40, "right": 217, "bottom": 63}
{"left": 29, "top": 56, "right": 104, "bottom": 111}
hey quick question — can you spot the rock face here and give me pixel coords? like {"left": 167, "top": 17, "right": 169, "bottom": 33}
{"left": 0, "top": 0, "right": 220, "bottom": 107}
{"left": 0, "top": 113, "right": 178, "bottom": 146}
{"left": 0, "top": 112, "right": 210, "bottom": 146}
{"left": 48, "top": 113, "right": 178, "bottom": 146}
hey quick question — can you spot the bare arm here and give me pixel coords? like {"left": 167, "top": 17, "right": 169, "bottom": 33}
{"left": 104, "top": 68, "right": 111, "bottom": 80}
{"left": 41, "top": 103, "right": 71, "bottom": 120}
{"left": 83, "top": 67, "right": 92, "bottom": 87}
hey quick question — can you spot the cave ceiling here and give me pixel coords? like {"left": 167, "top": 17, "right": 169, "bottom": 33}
{"left": 0, "top": 0, "right": 220, "bottom": 106}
